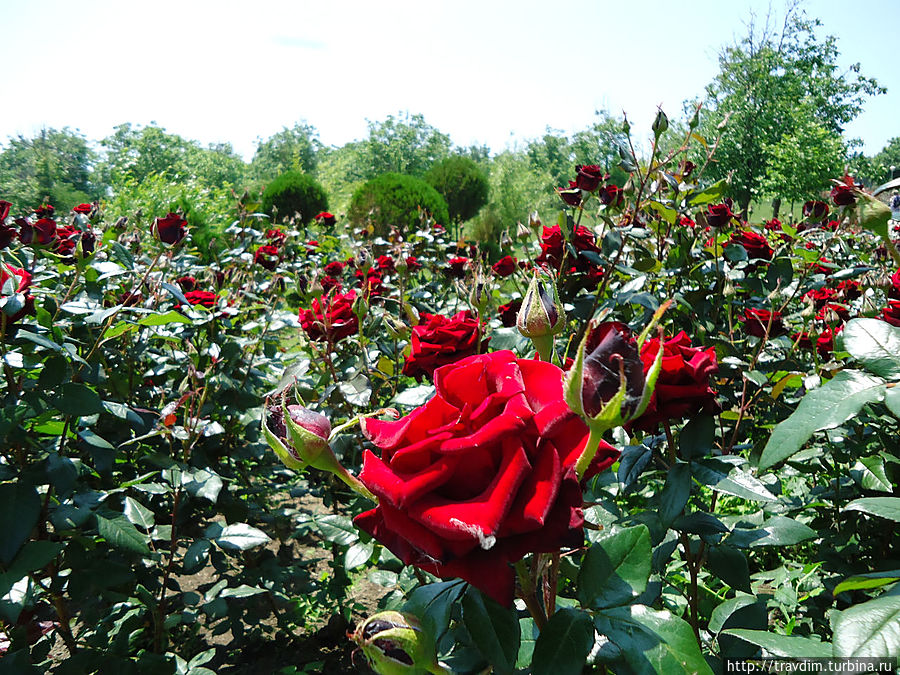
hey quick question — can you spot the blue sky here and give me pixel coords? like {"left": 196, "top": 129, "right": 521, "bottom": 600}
{"left": 0, "top": 0, "right": 896, "bottom": 159}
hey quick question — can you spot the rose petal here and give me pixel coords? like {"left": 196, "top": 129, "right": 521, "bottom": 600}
{"left": 359, "top": 450, "right": 457, "bottom": 508}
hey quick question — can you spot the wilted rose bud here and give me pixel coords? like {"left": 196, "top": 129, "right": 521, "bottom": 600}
{"left": 353, "top": 292, "right": 369, "bottom": 322}
{"left": 528, "top": 211, "right": 542, "bottom": 232}
{"left": 394, "top": 253, "right": 409, "bottom": 275}
{"left": 499, "top": 229, "right": 513, "bottom": 249}
{"left": 469, "top": 277, "right": 491, "bottom": 314}
{"left": 517, "top": 272, "right": 564, "bottom": 338}
{"left": 579, "top": 322, "right": 645, "bottom": 419}
{"left": 308, "top": 273, "right": 324, "bottom": 299}
{"left": 384, "top": 315, "right": 410, "bottom": 341}
{"left": 356, "top": 248, "right": 372, "bottom": 273}
{"left": 516, "top": 220, "right": 531, "bottom": 240}
{"left": 352, "top": 611, "right": 445, "bottom": 675}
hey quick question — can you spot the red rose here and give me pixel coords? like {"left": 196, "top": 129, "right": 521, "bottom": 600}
{"left": 557, "top": 181, "right": 582, "bottom": 207}
{"left": 836, "top": 279, "right": 861, "bottom": 301}
{"left": 831, "top": 184, "right": 856, "bottom": 206}
{"left": 254, "top": 244, "right": 281, "bottom": 270}
{"left": 705, "top": 202, "right": 735, "bottom": 228}
{"left": 182, "top": 290, "right": 218, "bottom": 308}
{"left": 323, "top": 261, "right": 345, "bottom": 276}
{"left": 445, "top": 257, "right": 469, "bottom": 279}
{"left": 729, "top": 230, "right": 773, "bottom": 261}
{"left": 890, "top": 271, "right": 900, "bottom": 300}
{"left": 402, "top": 310, "right": 487, "bottom": 380}
{"left": 631, "top": 332, "right": 718, "bottom": 431}
{"left": 599, "top": 184, "right": 624, "bottom": 207}
{"left": 405, "top": 255, "right": 422, "bottom": 271}
{"left": 355, "top": 350, "right": 619, "bottom": 606}
{"left": 153, "top": 212, "right": 187, "bottom": 245}
{"left": 377, "top": 255, "right": 395, "bottom": 273}
{"left": 73, "top": 203, "right": 92, "bottom": 215}
{"left": 314, "top": 212, "right": 336, "bottom": 227}
{"left": 355, "top": 269, "right": 383, "bottom": 296}
{"left": 1, "top": 200, "right": 12, "bottom": 222}
{"left": 535, "top": 224, "right": 601, "bottom": 274}
{"left": 299, "top": 291, "right": 359, "bottom": 342}
{"left": 320, "top": 275, "right": 342, "bottom": 295}
{"left": 34, "top": 204, "right": 54, "bottom": 218}
{"left": 177, "top": 276, "right": 198, "bottom": 292}
{"left": 881, "top": 300, "right": 900, "bottom": 327}
{"left": 1, "top": 263, "right": 36, "bottom": 332}
{"left": 741, "top": 308, "right": 787, "bottom": 338}
{"left": 491, "top": 255, "right": 517, "bottom": 278}
{"left": 802, "top": 201, "right": 830, "bottom": 221}
{"left": 265, "top": 228, "right": 287, "bottom": 245}
{"left": 0, "top": 223, "right": 15, "bottom": 250}
{"left": 815, "top": 302, "right": 850, "bottom": 324}
{"left": 498, "top": 299, "right": 522, "bottom": 327}
{"left": 19, "top": 217, "right": 57, "bottom": 246}
{"left": 804, "top": 287, "right": 837, "bottom": 309}
{"left": 575, "top": 165, "right": 605, "bottom": 192}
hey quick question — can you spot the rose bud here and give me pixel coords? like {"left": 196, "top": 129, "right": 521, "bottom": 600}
{"left": 557, "top": 181, "right": 582, "bottom": 207}
{"left": 351, "top": 611, "right": 447, "bottom": 675}
{"left": 469, "top": 276, "right": 491, "bottom": 314}
{"left": 394, "top": 253, "right": 409, "bottom": 275}
{"left": 652, "top": 108, "right": 669, "bottom": 137}
{"left": 516, "top": 220, "right": 531, "bottom": 240}
{"left": 831, "top": 183, "right": 856, "bottom": 207}
{"left": 705, "top": 202, "right": 735, "bottom": 228}
{"left": 575, "top": 164, "right": 605, "bottom": 192}
{"left": 263, "top": 395, "right": 374, "bottom": 498}
{"left": 153, "top": 212, "right": 187, "bottom": 245}
{"left": 802, "top": 200, "right": 830, "bottom": 222}
{"left": 517, "top": 271, "right": 564, "bottom": 361}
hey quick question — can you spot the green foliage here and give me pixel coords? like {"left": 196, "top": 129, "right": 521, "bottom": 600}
{"left": 260, "top": 170, "right": 329, "bottom": 224}
{"left": 347, "top": 172, "right": 449, "bottom": 236}
{"left": 363, "top": 112, "right": 451, "bottom": 177}
{"left": 424, "top": 155, "right": 489, "bottom": 223}
{"left": 700, "top": 6, "right": 883, "bottom": 212}
{"left": 98, "top": 123, "right": 247, "bottom": 188}
{"left": 0, "top": 127, "right": 97, "bottom": 210}
{"left": 249, "top": 122, "right": 320, "bottom": 182}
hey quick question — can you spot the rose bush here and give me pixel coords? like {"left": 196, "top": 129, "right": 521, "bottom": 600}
{"left": 355, "top": 350, "right": 618, "bottom": 605}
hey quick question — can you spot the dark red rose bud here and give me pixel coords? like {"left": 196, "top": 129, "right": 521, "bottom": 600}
{"left": 445, "top": 256, "right": 468, "bottom": 279}
{"left": 0, "top": 224, "right": 16, "bottom": 250}
{"left": 153, "top": 212, "right": 187, "bottom": 245}
{"left": 575, "top": 165, "right": 605, "bottom": 192}
{"left": 177, "top": 276, "right": 198, "bottom": 292}
{"left": 557, "top": 181, "right": 582, "bottom": 207}
{"left": 80, "top": 229, "right": 96, "bottom": 256}
{"left": 802, "top": 200, "right": 830, "bottom": 221}
{"left": 0, "top": 200, "right": 11, "bottom": 223}
{"left": 323, "top": 261, "right": 345, "bottom": 276}
{"left": 580, "top": 321, "right": 645, "bottom": 418}
{"left": 497, "top": 298, "right": 522, "bottom": 327}
{"left": 314, "top": 212, "right": 336, "bottom": 227}
{"left": 679, "top": 160, "right": 696, "bottom": 178}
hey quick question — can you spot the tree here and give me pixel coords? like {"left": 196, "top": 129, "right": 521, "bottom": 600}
{"left": 0, "top": 127, "right": 97, "bottom": 211}
{"left": 759, "top": 102, "right": 846, "bottom": 212}
{"left": 261, "top": 171, "right": 329, "bottom": 225}
{"left": 348, "top": 172, "right": 449, "bottom": 237}
{"left": 98, "top": 123, "right": 247, "bottom": 189}
{"left": 425, "top": 156, "right": 489, "bottom": 224}
{"left": 873, "top": 137, "right": 900, "bottom": 183}
{"left": 249, "top": 122, "right": 320, "bottom": 182}
{"left": 363, "top": 113, "right": 451, "bottom": 178}
{"left": 701, "top": 3, "right": 883, "bottom": 214}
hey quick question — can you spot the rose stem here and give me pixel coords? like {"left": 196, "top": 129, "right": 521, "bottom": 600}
{"left": 515, "top": 560, "right": 547, "bottom": 631}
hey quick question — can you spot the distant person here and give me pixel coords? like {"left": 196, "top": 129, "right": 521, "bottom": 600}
{"left": 891, "top": 190, "right": 900, "bottom": 220}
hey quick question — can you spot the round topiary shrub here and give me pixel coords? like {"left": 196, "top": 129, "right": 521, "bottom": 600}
{"left": 425, "top": 156, "right": 489, "bottom": 224}
{"left": 348, "top": 172, "right": 449, "bottom": 237}
{"left": 261, "top": 170, "right": 329, "bottom": 224}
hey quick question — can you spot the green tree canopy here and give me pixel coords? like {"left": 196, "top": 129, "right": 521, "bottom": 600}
{"left": 0, "top": 127, "right": 97, "bottom": 211}
{"left": 250, "top": 122, "right": 320, "bottom": 182}
{"left": 363, "top": 113, "right": 452, "bottom": 177}
{"left": 700, "top": 4, "right": 883, "bottom": 213}
{"left": 425, "top": 156, "right": 489, "bottom": 224}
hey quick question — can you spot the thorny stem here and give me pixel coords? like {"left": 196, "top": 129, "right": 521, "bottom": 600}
{"left": 515, "top": 559, "right": 547, "bottom": 631}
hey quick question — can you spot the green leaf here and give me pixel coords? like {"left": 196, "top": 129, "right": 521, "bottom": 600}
{"left": 124, "top": 496, "right": 155, "bottom": 530}
{"left": 52, "top": 382, "right": 104, "bottom": 416}
{"left": 709, "top": 594, "right": 759, "bottom": 634}
{"left": 403, "top": 580, "right": 467, "bottom": 642}
{"left": 834, "top": 593, "right": 900, "bottom": 657}
{"left": 96, "top": 512, "right": 151, "bottom": 555}
{"left": 314, "top": 514, "right": 359, "bottom": 546}
{"left": 834, "top": 571, "right": 900, "bottom": 595}
{"left": 182, "top": 539, "right": 211, "bottom": 574}
{"left": 851, "top": 457, "right": 893, "bottom": 492}
{"left": 344, "top": 541, "right": 374, "bottom": 570}
{"left": 532, "top": 608, "right": 594, "bottom": 675}
{"left": 758, "top": 370, "right": 886, "bottom": 470}
{"left": 686, "top": 179, "right": 728, "bottom": 206}
{"left": 692, "top": 458, "right": 776, "bottom": 502}
{"left": 103, "top": 321, "right": 134, "bottom": 339}
{"left": 137, "top": 310, "right": 191, "bottom": 326}
{"left": 678, "top": 415, "right": 715, "bottom": 459}
{"left": 461, "top": 588, "right": 520, "bottom": 675}
{"left": 219, "top": 584, "right": 267, "bottom": 599}
{"left": 722, "top": 630, "right": 831, "bottom": 657}
{"left": 595, "top": 605, "right": 713, "bottom": 674}
{"left": 840, "top": 318, "right": 900, "bottom": 380}
{"left": 844, "top": 497, "right": 900, "bottom": 523}
{"left": 658, "top": 462, "right": 691, "bottom": 525}
{"left": 215, "top": 523, "right": 270, "bottom": 551}
{"left": 0, "top": 483, "right": 41, "bottom": 565}
{"left": 728, "top": 516, "right": 817, "bottom": 548}
{"left": 707, "top": 545, "right": 751, "bottom": 593}
{"left": 577, "top": 525, "right": 651, "bottom": 609}
{"left": 0, "top": 541, "right": 63, "bottom": 597}
{"left": 885, "top": 386, "right": 900, "bottom": 419}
